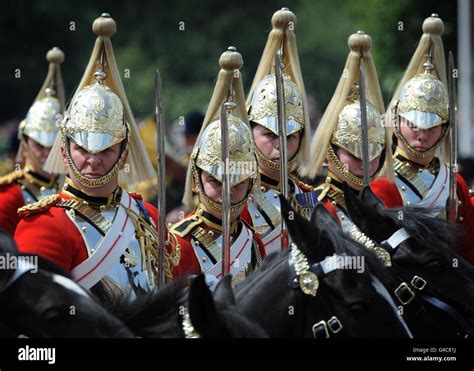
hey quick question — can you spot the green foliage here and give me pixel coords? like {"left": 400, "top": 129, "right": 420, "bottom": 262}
{"left": 1, "top": 0, "right": 458, "bottom": 128}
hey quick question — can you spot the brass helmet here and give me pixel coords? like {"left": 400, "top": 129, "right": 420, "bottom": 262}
{"left": 397, "top": 59, "right": 448, "bottom": 130}
{"left": 248, "top": 74, "right": 304, "bottom": 136}
{"left": 183, "top": 47, "right": 258, "bottom": 211}
{"left": 304, "top": 31, "right": 393, "bottom": 186}
{"left": 387, "top": 14, "right": 449, "bottom": 159}
{"left": 44, "top": 13, "right": 154, "bottom": 187}
{"left": 246, "top": 7, "right": 311, "bottom": 173}
{"left": 18, "top": 47, "right": 65, "bottom": 166}
{"left": 64, "top": 78, "right": 127, "bottom": 154}
{"left": 331, "top": 84, "right": 385, "bottom": 162}
{"left": 194, "top": 110, "right": 257, "bottom": 187}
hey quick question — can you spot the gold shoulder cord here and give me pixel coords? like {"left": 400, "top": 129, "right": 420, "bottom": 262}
{"left": 0, "top": 170, "right": 24, "bottom": 186}
{"left": 17, "top": 193, "right": 59, "bottom": 214}
{"left": 124, "top": 207, "right": 180, "bottom": 283}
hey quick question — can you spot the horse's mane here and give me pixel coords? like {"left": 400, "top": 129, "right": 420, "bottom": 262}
{"left": 105, "top": 278, "right": 185, "bottom": 334}
{"left": 335, "top": 232, "right": 393, "bottom": 283}
{"left": 218, "top": 307, "right": 269, "bottom": 338}
{"left": 378, "top": 206, "right": 460, "bottom": 256}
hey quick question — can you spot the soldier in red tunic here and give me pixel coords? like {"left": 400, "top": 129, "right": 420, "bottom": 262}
{"left": 14, "top": 14, "right": 178, "bottom": 302}
{"left": 302, "top": 31, "right": 403, "bottom": 231}
{"left": 245, "top": 8, "right": 319, "bottom": 256}
{"left": 169, "top": 47, "right": 265, "bottom": 286}
{"left": 384, "top": 14, "right": 474, "bottom": 264}
{"left": 0, "top": 47, "right": 65, "bottom": 235}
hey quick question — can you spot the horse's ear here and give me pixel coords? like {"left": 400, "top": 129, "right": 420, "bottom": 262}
{"left": 280, "top": 195, "right": 319, "bottom": 258}
{"left": 310, "top": 204, "right": 343, "bottom": 258}
{"left": 342, "top": 182, "right": 378, "bottom": 233}
{"left": 361, "top": 185, "right": 384, "bottom": 209}
{"left": 343, "top": 182, "right": 392, "bottom": 242}
{"left": 311, "top": 203, "right": 339, "bottom": 230}
{"left": 188, "top": 275, "right": 230, "bottom": 338}
{"left": 213, "top": 275, "right": 235, "bottom": 309}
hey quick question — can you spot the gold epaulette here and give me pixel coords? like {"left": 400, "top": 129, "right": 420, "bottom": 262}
{"left": 17, "top": 194, "right": 60, "bottom": 215}
{"left": 170, "top": 214, "right": 203, "bottom": 238}
{"left": 56, "top": 198, "right": 112, "bottom": 234}
{"left": 190, "top": 225, "right": 222, "bottom": 261}
{"left": 0, "top": 170, "right": 24, "bottom": 187}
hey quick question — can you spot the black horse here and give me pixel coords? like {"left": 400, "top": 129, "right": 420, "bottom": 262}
{"left": 343, "top": 184, "right": 474, "bottom": 337}
{"left": 0, "top": 229, "right": 133, "bottom": 338}
{"left": 106, "top": 274, "right": 268, "bottom": 338}
{"left": 233, "top": 196, "right": 412, "bottom": 338}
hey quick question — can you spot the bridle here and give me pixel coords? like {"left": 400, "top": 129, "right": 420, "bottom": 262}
{"left": 367, "top": 226, "right": 474, "bottom": 337}
{"left": 287, "top": 243, "right": 346, "bottom": 338}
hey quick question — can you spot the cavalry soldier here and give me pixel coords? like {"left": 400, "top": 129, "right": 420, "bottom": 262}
{"left": 14, "top": 14, "right": 179, "bottom": 301}
{"left": 0, "top": 47, "right": 65, "bottom": 235}
{"left": 385, "top": 14, "right": 474, "bottom": 264}
{"left": 302, "top": 31, "right": 402, "bottom": 232}
{"left": 245, "top": 8, "right": 318, "bottom": 256}
{"left": 169, "top": 47, "right": 266, "bottom": 286}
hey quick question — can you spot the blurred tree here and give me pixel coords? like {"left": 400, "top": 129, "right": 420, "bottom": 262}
{"left": 0, "top": 0, "right": 460, "bottom": 131}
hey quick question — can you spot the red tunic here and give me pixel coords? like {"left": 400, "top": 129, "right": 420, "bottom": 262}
{"left": 321, "top": 177, "right": 403, "bottom": 221}
{"left": 170, "top": 211, "right": 266, "bottom": 278}
{"left": 321, "top": 175, "right": 474, "bottom": 264}
{"left": 14, "top": 191, "right": 158, "bottom": 272}
{"left": 0, "top": 182, "right": 24, "bottom": 236}
{"left": 455, "top": 174, "right": 474, "bottom": 264}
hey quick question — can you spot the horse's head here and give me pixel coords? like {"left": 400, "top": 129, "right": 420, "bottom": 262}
{"left": 343, "top": 183, "right": 474, "bottom": 336}
{"left": 235, "top": 196, "right": 411, "bottom": 338}
{"left": 107, "top": 274, "right": 267, "bottom": 338}
{"left": 0, "top": 231, "right": 132, "bottom": 338}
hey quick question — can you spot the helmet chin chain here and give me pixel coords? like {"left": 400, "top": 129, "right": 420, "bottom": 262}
{"left": 327, "top": 145, "right": 381, "bottom": 187}
{"left": 20, "top": 136, "right": 46, "bottom": 170}
{"left": 63, "top": 135, "right": 129, "bottom": 189}
{"left": 394, "top": 121, "right": 448, "bottom": 160}
{"left": 255, "top": 146, "right": 298, "bottom": 172}
{"left": 191, "top": 164, "right": 250, "bottom": 213}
